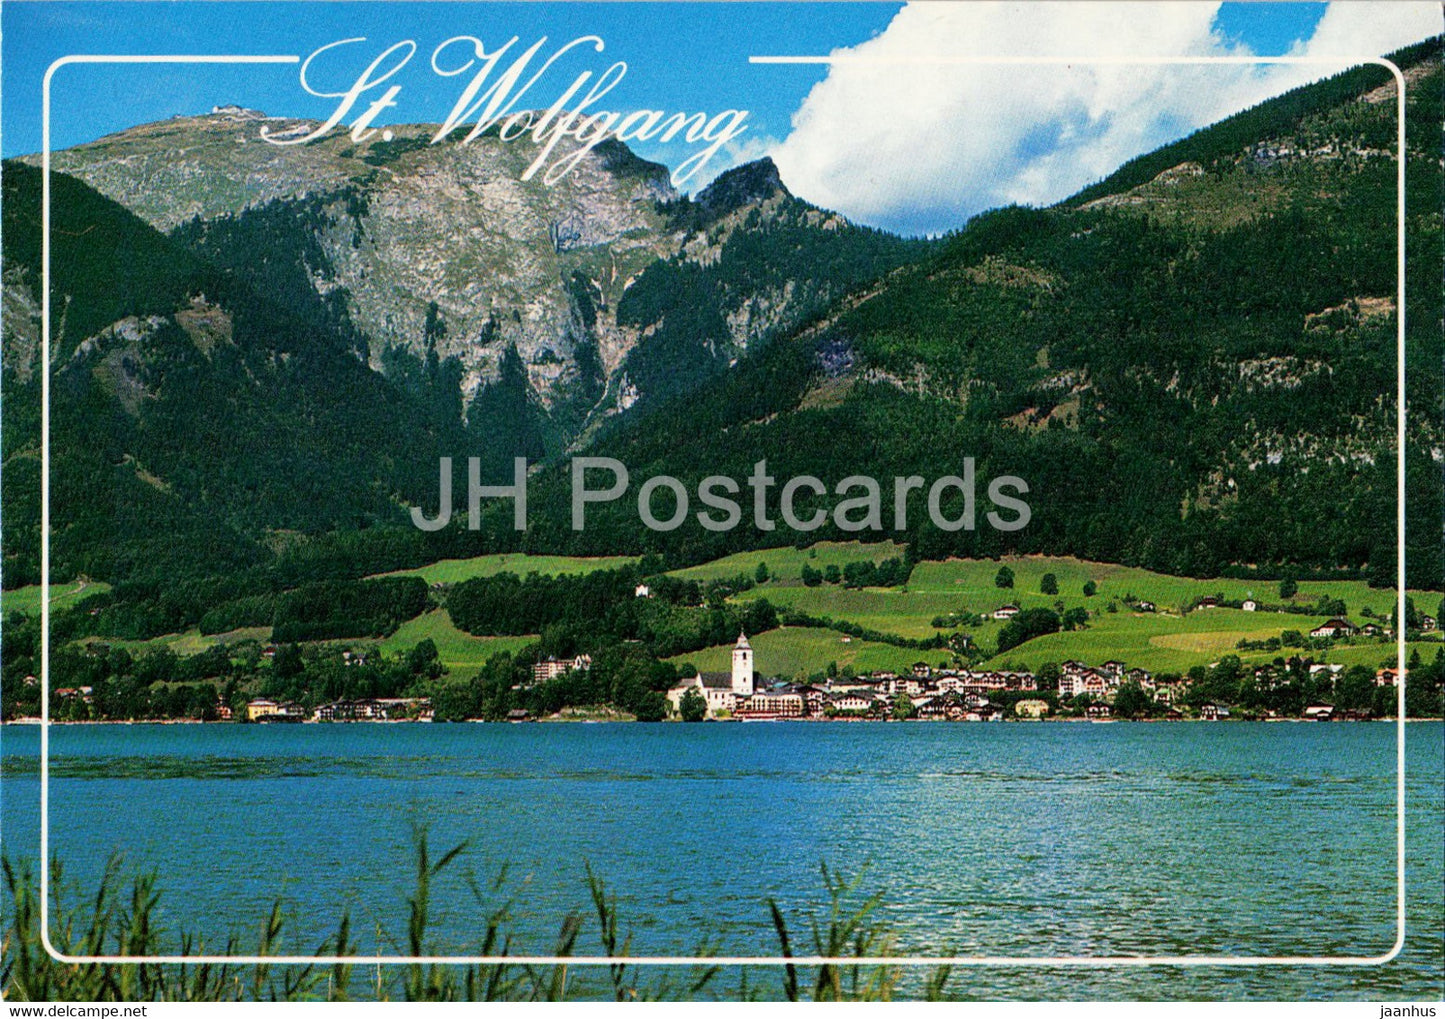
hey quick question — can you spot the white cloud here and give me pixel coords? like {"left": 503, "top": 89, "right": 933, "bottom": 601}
{"left": 768, "top": 1, "right": 1441, "bottom": 235}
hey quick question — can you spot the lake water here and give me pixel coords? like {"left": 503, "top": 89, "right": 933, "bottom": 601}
{"left": 2, "top": 720, "right": 1441, "bottom": 1000}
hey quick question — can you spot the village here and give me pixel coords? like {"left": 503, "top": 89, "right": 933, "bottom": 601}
{"left": 653, "top": 633, "right": 1411, "bottom": 723}
{"left": 34, "top": 621, "right": 1415, "bottom": 726}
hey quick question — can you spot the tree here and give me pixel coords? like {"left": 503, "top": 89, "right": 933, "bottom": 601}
{"left": 995, "top": 566, "right": 1015, "bottom": 589}
{"left": 1040, "top": 573, "right": 1058, "bottom": 595}
{"left": 1391, "top": 596, "right": 1421, "bottom": 632}
{"left": 1279, "top": 576, "right": 1298, "bottom": 600}
{"left": 679, "top": 687, "right": 707, "bottom": 722}
{"left": 996, "top": 608, "right": 1061, "bottom": 654}
{"left": 1036, "top": 662, "right": 1062, "bottom": 691}
{"left": 1336, "top": 666, "right": 1375, "bottom": 712}
{"left": 634, "top": 690, "right": 669, "bottom": 722}
{"left": 1082, "top": 581, "right": 1097, "bottom": 597}
{"left": 801, "top": 564, "right": 823, "bottom": 587}
{"left": 755, "top": 562, "right": 770, "bottom": 584}
{"left": 273, "top": 644, "right": 305, "bottom": 680}
{"left": 1112, "top": 683, "right": 1153, "bottom": 719}
{"left": 891, "top": 691, "right": 916, "bottom": 720}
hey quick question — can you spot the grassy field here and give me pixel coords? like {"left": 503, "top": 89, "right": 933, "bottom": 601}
{"left": 2, "top": 580, "right": 111, "bottom": 617}
{"left": 33, "top": 546, "right": 1441, "bottom": 684}
{"left": 980, "top": 608, "right": 1294, "bottom": 672}
{"left": 734, "top": 584, "right": 997, "bottom": 641}
{"left": 77, "top": 626, "right": 270, "bottom": 656}
{"left": 667, "top": 624, "right": 925, "bottom": 680}
{"left": 667, "top": 540, "right": 906, "bottom": 585}
{"left": 906, "top": 555, "right": 1436, "bottom": 621}
{"left": 378, "top": 609, "right": 536, "bottom": 678}
{"left": 370, "top": 553, "right": 635, "bottom": 585}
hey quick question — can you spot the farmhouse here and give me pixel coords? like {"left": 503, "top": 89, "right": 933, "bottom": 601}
{"left": 991, "top": 604, "right": 1020, "bottom": 620}
{"left": 1309, "top": 618, "right": 1358, "bottom": 639}
{"left": 1242, "top": 599, "right": 1258, "bottom": 612}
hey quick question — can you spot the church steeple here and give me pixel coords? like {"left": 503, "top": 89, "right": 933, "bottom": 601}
{"left": 731, "top": 631, "right": 754, "bottom": 696}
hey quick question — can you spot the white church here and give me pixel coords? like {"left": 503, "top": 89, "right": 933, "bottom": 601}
{"left": 666, "top": 632, "right": 754, "bottom": 717}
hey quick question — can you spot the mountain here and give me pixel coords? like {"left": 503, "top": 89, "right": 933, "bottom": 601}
{"left": 26, "top": 113, "right": 920, "bottom": 456}
{"left": 0, "top": 160, "right": 469, "bottom": 596}
{"left": 485, "top": 40, "right": 1443, "bottom": 590}
{"left": 3, "top": 38, "right": 1440, "bottom": 641}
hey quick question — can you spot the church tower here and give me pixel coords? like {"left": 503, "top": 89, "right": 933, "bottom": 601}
{"left": 731, "top": 632, "right": 754, "bottom": 696}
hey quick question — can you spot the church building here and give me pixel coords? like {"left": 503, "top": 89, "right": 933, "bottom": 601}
{"left": 666, "top": 632, "right": 755, "bottom": 717}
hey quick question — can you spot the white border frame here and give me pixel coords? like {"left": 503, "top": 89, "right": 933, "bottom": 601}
{"left": 37, "top": 50, "right": 1410, "bottom": 969}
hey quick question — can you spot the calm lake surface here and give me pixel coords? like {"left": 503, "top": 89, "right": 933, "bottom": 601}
{"left": 2, "top": 720, "right": 1441, "bottom": 1000}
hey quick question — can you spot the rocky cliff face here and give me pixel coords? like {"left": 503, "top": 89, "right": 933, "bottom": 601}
{"left": 23, "top": 111, "right": 900, "bottom": 450}
{"left": 30, "top": 112, "right": 683, "bottom": 412}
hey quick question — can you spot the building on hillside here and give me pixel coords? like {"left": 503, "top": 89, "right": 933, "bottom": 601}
{"left": 991, "top": 604, "right": 1020, "bottom": 620}
{"left": 530, "top": 654, "right": 592, "bottom": 687}
{"left": 1375, "top": 667, "right": 1406, "bottom": 687}
{"left": 1242, "top": 599, "right": 1258, "bottom": 612}
{"left": 1309, "top": 618, "right": 1358, "bottom": 639}
{"left": 1198, "top": 702, "right": 1229, "bottom": 721}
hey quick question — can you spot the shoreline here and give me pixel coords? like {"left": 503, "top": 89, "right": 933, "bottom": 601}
{"left": 4, "top": 716, "right": 1440, "bottom": 727}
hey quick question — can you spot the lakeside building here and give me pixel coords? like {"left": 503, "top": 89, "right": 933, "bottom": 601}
{"left": 312, "top": 697, "right": 432, "bottom": 722}
{"left": 1015, "top": 698, "right": 1050, "bottom": 719}
{"left": 246, "top": 698, "right": 304, "bottom": 722}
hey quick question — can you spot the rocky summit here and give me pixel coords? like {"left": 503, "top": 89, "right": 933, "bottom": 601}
{"left": 22, "top": 113, "right": 908, "bottom": 443}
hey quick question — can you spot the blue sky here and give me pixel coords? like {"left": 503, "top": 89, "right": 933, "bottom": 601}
{"left": 3, "top": 2, "right": 1436, "bottom": 234}
{"left": 1, "top": 3, "right": 899, "bottom": 159}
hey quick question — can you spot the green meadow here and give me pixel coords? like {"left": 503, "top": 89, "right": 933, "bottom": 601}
{"left": 21, "top": 546, "right": 1443, "bottom": 683}
{"left": 378, "top": 609, "right": 537, "bottom": 678}
{"left": 667, "top": 540, "right": 906, "bottom": 585}
{"left": 733, "top": 583, "right": 1000, "bottom": 642}
{"left": 370, "top": 553, "right": 635, "bottom": 585}
{"left": 2, "top": 580, "right": 111, "bottom": 617}
{"left": 76, "top": 626, "right": 271, "bottom": 656}
{"left": 982, "top": 607, "right": 1311, "bottom": 673}
{"left": 666, "top": 624, "right": 923, "bottom": 679}
{"left": 904, "top": 555, "right": 1434, "bottom": 621}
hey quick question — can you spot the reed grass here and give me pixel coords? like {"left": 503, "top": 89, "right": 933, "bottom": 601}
{"left": 2, "top": 837, "right": 952, "bottom": 1002}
